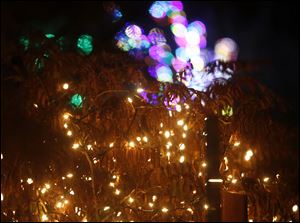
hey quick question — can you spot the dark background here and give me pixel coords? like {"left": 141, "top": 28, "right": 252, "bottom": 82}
{"left": 1, "top": 1, "right": 299, "bottom": 109}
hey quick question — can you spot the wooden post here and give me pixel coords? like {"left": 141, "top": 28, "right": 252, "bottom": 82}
{"left": 206, "top": 116, "right": 222, "bottom": 221}
{"left": 206, "top": 116, "right": 248, "bottom": 222}
{"left": 221, "top": 190, "right": 248, "bottom": 222}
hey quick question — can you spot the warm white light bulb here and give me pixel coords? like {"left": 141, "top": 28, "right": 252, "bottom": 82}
{"left": 63, "top": 83, "right": 69, "bottom": 90}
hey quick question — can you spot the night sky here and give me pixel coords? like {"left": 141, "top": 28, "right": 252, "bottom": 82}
{"left": 2, "top": 1, "right": 299, "bottom": 108}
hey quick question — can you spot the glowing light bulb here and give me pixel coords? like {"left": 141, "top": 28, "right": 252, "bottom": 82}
{"left": 72, "top": 143, "right": 80, "bottom": 150}
{"left": 187, "top": 208, "right": 193, "bottom": 214}
{"left": 137, "top": 88, "right": 144, "bottom": 93}
{"left": 117, "top": 211, "right": 122, "bottom": 217}
{"left": 192, "top": 190, "right": 197, "bottom": 194}
{"left": 160, "top": 123, "right": 163, "bottom": 128}
{"left": 292, "top": 204, "right": 298, "bottom": 212}
{"left": 202, "top": 162, "right": 207, "bottom": 167}
{"left": 179, "top": 155, "right": 185, "bottom": 163}
{"left": 1, "top": 154, "right": 3, "bottom": 160}
{"left": 1, "top": 193, "right": 3, "bottom": 201}
{"left": 63, "top": 123, "right": 68, "bottom": 129}
{"left": 136, "top": 137, "right": 141, "bottom": 142}
{"left": 103, "top": 206, "right": 110, "bottom": 211}
{"left": 127, "top": 97, "right": 133, "bottom": 103}
{"left": 162, "top": 207, "right": 168, "bottom": 213}
{"left": 149, "top": 202, "right": 154, "bottom": 208}
{"left": 164, "top": 131, "right": 170, "bottom": 138}
{"left": 87, "top": 145, "right": 92, "bottom": 150}
{"left": 34, "top": 103, "right": 38, "bottom": 108}
{"left": 129, "top": 141, "right": 135, "bottom": 148}
{"left": 175, "top": 104, "right": 182, "bottom": 112}
{"left": 273, "top": 216, "right": 277, "bottom": 222}
{"left": 56, "top": 202, "right": 63, "bottom": 208}
{"left": 109, "top": 142, "right": 114, "bottom": 148}
{"left": 231, "top": 179, "right": 237, "bottom": 184}
{"left": 41, "top": 214, "right": 48, "bottom": 221}
{"left": 143, "top": 136, "right": 148, "bottom": 142}
{"left": 115, "top": 189, "right": 121, "bottom": 195}
{"left": 177, "top": 119, "right": 184, "bottom": 126}
{"left": 45, "top": 183, "right": 50, "bottom": 189}
{"left": 70, "top": 190, "right": 75, "bottom": 195}
{"left": 182, "top": 133, "right": 186, "bottom": 138}
{"left": 27, "top": 178, "right": 33, "bottom": 185}
{"left": 128, "top": 197, "right": 134, "bottom": 203}
{"left": 244, "top": 149, "right": 253, "bottom": 161}
{"left": 204, "top": 204, "right": 209, "bottom": 210}
{"left": 63, "top": 113, "right": 70, "bottom": 120}
{"left": 109, "top": 182, "right": 115, "bottom": 187}
{"left": 179, "top": 143, "right": 185, "bottom": 151}
{"left": 233, "top": 141, "right": 240, "bottom": 147}
{"left": 63, "top": 83, "right": 69, "bottom": 90}
{"left": 183, "top": 125, "right": 188, "bottom": 131}
{"left": 64, "top": 200, "right": 69, "bottom": 204}
{"left": 152, "top": 195, "right": 157, "bottom": 202}
{"left": 67, "top": 130, "right": 72, "bottom": 136}
{"left": 166, "top": 152, "right": 171, "bottom": 159}
{"left": 263, "top": 177, "right": 269, "bottom": 182}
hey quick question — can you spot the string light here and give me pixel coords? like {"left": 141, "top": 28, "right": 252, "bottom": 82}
{"left": 41, "top": 214, "right": 48, "bottom": 222}
{"left": 175, "top": 104, "right": 182, "bottom": 112}
{"left": 103, "top": 206, "right": 110, "bottom": 211}
{"left": 115, "top": 189, "right": 121, "bottom": 195}
{"left": 148, "top": 202, "right": 154, "bottom": 208}
{"left": 56, "top": 202, "right": 63, "bottom": 209}
{"left": 143, "top": 136, "right": 148, "bottom": 142}
{"left": 179, "top": 155, "right": 185, "bottom": 163}
{"left": 177, "top": 119, "right": 184, "bottom": 126}
{"left": 128, "top": 197, "right": 134, "bottom": 203}
{"left": 87, "top": 145, "right": 93, "bottom": 150}
{"left": 127, "top": 97, "right": 133, "bottom": 103}
{"left": 63, "top": 113, "right": 70, "bottom": 120}
{"left": 233, "top": 141, "right": 240, "bottom": 147}
{"left": 263, "top": 177, "right": 269, "bottom": 182}
{"left": 137, "top": 88, "right": 144, "bottom": 93}
{"left": 164, "top": 131, "right": 171, "bottom": 138}
{"left": 272, "top": 216, "right": 277, "bottom": 222}
{"left": 204, "top": 204, "right": 209, "bottom": 210}
{"left": 292, "top": 204, "right": 298, "bottom": 212}
{"left": 33, "top": 103, "right": 38, "bottom": 108}
{"left": 183, "top": 124, "right": 188, "bottom": 131}
{"left": 129, "top": 141, "right": 135, "bottom": 148}
{"left": 63, "top": 83, "right": 69, "bottom": 90}
{"left": 67, "top": 130, "right": 73, "bottom": 136}
{"left": 152, "top": 195, "right": 157, "bottom": 202}
{"left": 231, "top": 179, "right": 237, "bottom": 184}
{"left": 179, "top": 143, "right": 185, "bottom": 151}
{"left": 244, "top": 149, "right": 253, "bottom": 161}
{"left": 136, "top": 136, "right": 141, "bottom": 142}
{"left": 162, "top": 207, "right": 169, "bottom": 213}
{"left": 182, "top": 133, "right": 186, "bottom": 138}
{"left": 72, "top": 143, "right": 80, "bottom": 150}
{"left": 202, "top": 162, "right": 207, "bottom": 167}
{"left": 27, "top": 178, "right": 33, "bottom": 185}
{"left": 109, "top": 142, "right": 114, "bottom": 148}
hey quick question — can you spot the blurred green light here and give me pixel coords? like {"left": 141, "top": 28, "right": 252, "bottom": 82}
{"left": 77, "top": 34, "right": 93, "bottom": 56}
{"left": 70, "top": 94, "right": 83, "bottom": 108}
{"left": 45, "top": 34, "right": 55, "bottom": 39}
{"left": 19, "top": 36, "right": 30, "bottom": 51}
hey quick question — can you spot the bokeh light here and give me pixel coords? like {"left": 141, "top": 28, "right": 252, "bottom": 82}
{"left": 77, "top": 34, "right": 93, "bottom": 56}
{"left": 214, "top": 37, "right": 238, "bottom": 61}
{"left": 156, "top": 65, "right": 173, "bottom": 83}
{"left": 149, "top": 1, "right": 169, "bottom": 19}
